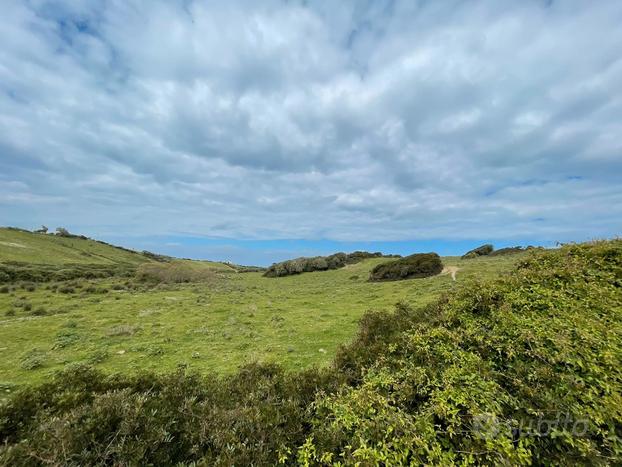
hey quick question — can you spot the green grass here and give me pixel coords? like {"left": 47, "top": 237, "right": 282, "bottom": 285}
{"left": 0, "top": 228, "right": 151, "bottom": 265}
{"left": 0, "top": 251, "right": 526, "bottom": 394}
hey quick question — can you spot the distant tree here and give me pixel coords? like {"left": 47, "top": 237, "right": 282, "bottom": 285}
{"left": 461, "top": 244, "right": 494, "bottom": 259}
{"left": 56, "top": 227, "right": 71, "bottom": 237}
{"left": 34, "top": 225, "right": 48, "bottom": 234}
{"left": 264, "top": 251, "right": 396, "bottom": 277}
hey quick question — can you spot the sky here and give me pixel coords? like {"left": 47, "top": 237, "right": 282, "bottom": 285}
{"left": 0, "top": 0, "right": 621, "bottom": 266}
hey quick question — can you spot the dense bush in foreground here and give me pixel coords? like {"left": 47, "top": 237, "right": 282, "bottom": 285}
{"left": 369, "top": 252, "right": 443, "bottom": 281}
{"left": 1, "top": 240, "right": 621, "bottom": 465}
{"left": 264, "top": 251, "right": 394, "bottom": 277}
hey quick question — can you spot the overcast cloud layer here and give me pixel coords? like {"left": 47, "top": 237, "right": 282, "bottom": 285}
{"left": 1, "top": 0, "right": 621, "bottom": 259}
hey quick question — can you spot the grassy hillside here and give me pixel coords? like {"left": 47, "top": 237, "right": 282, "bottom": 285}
{"left": 0, "top": 228, "right": 234, "bottom": 283}
{"left": 0, "top": 240, "right": 619, "bottom": 465}
{"left": 0, "top": 228, "right": 151, "bottom": 266}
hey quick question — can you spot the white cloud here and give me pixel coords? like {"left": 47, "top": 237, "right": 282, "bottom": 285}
{"left": 0, "top": 0, "right": 621, "bottom": 245}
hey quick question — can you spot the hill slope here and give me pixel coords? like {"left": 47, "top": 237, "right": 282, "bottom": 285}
{"left": 0, "top": 228, "right": 236, "bottom": 282}
{"left": 0, "top": 228, "right": 152, "bottom": 266}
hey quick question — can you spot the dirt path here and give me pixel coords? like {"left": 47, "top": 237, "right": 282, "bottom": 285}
{"left": 441, "top": 266, "right": 459, "bottom": 281}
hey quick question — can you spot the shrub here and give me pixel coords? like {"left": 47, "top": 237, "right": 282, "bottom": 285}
{"left": 52, "top": 330, "right": 80, "bottom": 349}
{"left": 31, "top": 307, "right": 47, "bottom": 316}
{"left": 0, "top": 286, "right": 9, "bottom": 294}
{"left": 489, "top": 246, "right": 527, "bottom": 256}
{"left": 301, "top": 240, "right": 622, "bottom": 465}
{"left": 264, "top": 251, "right": 391, "bottom": 277}
{"left": 462, "top": 243, "right": 494, "bottom": 259}
{"left": 146, "top": 346, "right": 164, "bottom": 357}
{"left": 59, "top": 286, "right": 75, "bottom": 294}
{"left": 19, "top": 349, "right": 46, "bottom": 370}
{"left": 4, "top": 309, "right": 15, "bottom": 317}
{"left": 88, "top": 349, "right": 110, "bottom": 364}
{"left": 369, "top": 252, "right": 443, "bottom": 281}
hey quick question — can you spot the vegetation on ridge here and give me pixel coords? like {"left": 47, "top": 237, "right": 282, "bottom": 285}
{"left": 462, "top": 243, "right": 540, "bottom": 259}
{"left": 462, "top": 243, "right": 494, "bottom": 259}
{"left": 264, "top": 251, "right": 398, "bottom": 277}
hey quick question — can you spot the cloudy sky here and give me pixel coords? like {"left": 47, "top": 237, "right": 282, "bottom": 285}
{"left": 1, "top": 0, "right": 621, "bottom": 265}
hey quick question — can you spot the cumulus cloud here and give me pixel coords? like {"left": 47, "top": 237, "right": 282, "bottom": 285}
{"left": 1, "top": 0, "right": 621, "bottom": 250}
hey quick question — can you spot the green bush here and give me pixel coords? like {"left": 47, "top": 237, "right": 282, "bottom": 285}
{"left": 52, "top": 330, "right": 80, "bottom": 349}
{"left": 30, "top": 307, "right": 47, "bottom": 316}
{"left": 488, "top": 245, "right": 529, "bottom": 256}
{"left": 369, "top": 252, "right": 443, "bottom": 281}
{"left": 462, "top": 243, "right": 494, "bottom": 259}
{"left": 264, "top": 251, "right": 390, "bottom": 277}
{"left": 0, "top": 364, "right": 342, "bottom": 466}
{"left": 19, "top": 349, "right": 47, "bottom": 371}
{"left": 302, "top": 240, "right": 622, "bottom": 465}
{"left": 20, "top": 282, "right": 36, "bottom": 292}
{"left": 88, "top": 349, "right": 110, "bottom": 364}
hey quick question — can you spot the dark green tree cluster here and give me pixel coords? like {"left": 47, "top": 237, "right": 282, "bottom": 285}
{"left": 1, "top": 240, "right": 621, "bottom": 465}
{"left": 264, "top": 251, "right": 389, "bottom": 277}
{"left": 369, "top": 252, "right": 443, "bottom": 281}
{"left": 462, "top": 243, "right": 494, "bottom": 259}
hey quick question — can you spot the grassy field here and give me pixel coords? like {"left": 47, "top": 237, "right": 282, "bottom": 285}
{"left": 0, "top": 232, "right": 527, "bottom": 396}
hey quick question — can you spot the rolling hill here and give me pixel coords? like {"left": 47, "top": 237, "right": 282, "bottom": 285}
{"left": 0, "top": 227, "right": 153, "bottom": 266}
{"left": 0, "top": 228, "right": 235, "bottom": 282}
